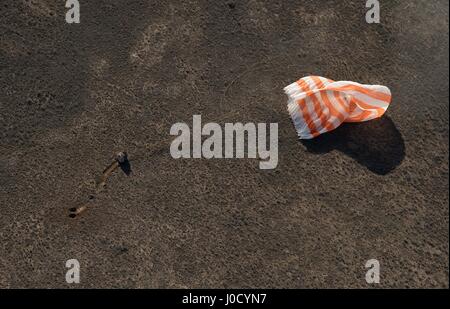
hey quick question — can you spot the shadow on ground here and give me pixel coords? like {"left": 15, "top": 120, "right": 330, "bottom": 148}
{"left": 301, "top": 116, "right": 405, "bottom": 175}
{"left": 119, "top": 160, "right": 132, "bottom": 176}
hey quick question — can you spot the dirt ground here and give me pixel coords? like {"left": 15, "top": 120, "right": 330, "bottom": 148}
{"left": 0, "top": 0, "right": 448, "bottom": 288}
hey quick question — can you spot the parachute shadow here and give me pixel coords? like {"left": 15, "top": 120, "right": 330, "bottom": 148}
{"left": 301, "top": 116, "right": 405, "bottom": 175}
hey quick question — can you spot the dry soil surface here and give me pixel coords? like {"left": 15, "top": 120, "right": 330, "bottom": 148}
{"left": 0, "top": 0, "right": 448, "bottom": 288}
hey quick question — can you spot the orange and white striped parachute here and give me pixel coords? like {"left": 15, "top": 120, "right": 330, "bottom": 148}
{"left": 284, "top": 76, "right": 392, "bottom": 139}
